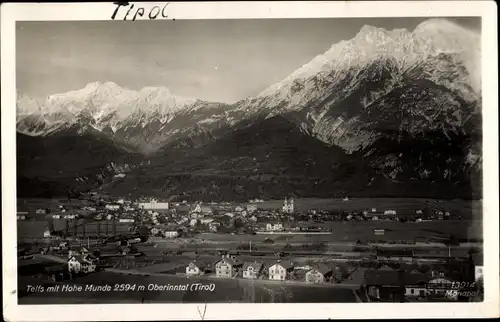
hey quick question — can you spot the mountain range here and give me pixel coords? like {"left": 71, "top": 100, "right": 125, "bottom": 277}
{"left": 16, "top": 18, "right": 482, "bottom": 201}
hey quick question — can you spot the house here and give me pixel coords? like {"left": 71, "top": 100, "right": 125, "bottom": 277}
{"left": 189, "top": 218, "right": 198, "bottom": 227}
{"left": 471, "top": 254, "right": 484, "bottom": 282}
{"left": 106, "top": 204, "right": 120, "bottom": 211}
{"left": 164, "top": 231, "right": 179, "bottom": 238}
{"left": 363, "top": 269, "right": 406, "bottom": 302}
{"left": 201, "top": 206, "right": 213, "bottom": 215}
{"left": 224, "top": 212, "right": 236, "bottom": 218}
{"left": 119, "top": 218, "right": 135, "bottom": 223}
{"left": 372, "top": 216, "right": 379, "bottom": 221}
{"left": 17, "top": 214, "right": 27, "bottom": 220}
{"left": 266, "top": 223, "right": 284, "bottom": 232}
{"left": 235, "top": 206, "right": 244, "bottom": 213}
{"left": 215, "top": 256, "right": 243, "bottom": 278}
{"left": 242, "top": 262, "right": 264, "bottom": 279}
{"left": 268, "top": 260, "right": 294, "bottom": 281}
{"left": 344, "top": 267, "right": 366, "bottom": 285}
{"left": 63, "top": 214, "right": 77, "bottom": 219}
{"left": 384, "top": 210, "right": 397, "bottom": 215}
{"left": 52, "top": 214, "right": 61, "bottom": 219}
{"left": 200, "top": 217, "right": 215, "bottom": 225}
{"left": 426, "top": 276, "right": 456, "bottom": 299}
{"left": 186, "top": 261, "right": 207, "bottom": 277}
{"left": 68, "top": 255, "right": 96, "bottom": 274}
{"left": 306, "top": 264, "right": 334, "bottom": 284}
{"left": 374, "top": 229, "right": 385, "bottom": 236}
{"left": 190, "top": 212, "right": 201, "bottom": 220}
{"left": 178, "top": 217, "right": 189, "bottom": 225}
{"left": 43, "top": 230, "right": 52, "bottom": 238}
{"left": 246, "top": 204, "right": 258, "bottom": 213}
{"left": 404, "top": 273, "right": 432, "bottom": 299}
{"left": 191, "top": 203, "right": 202, "bottom": 214}
{"left": 282, "top": 197, "right": 294, "bottom": 214}
{"left": 209, "top": 221, "right": 221, "bottom": 232}
{"left": 36, "top": 208, "right": 47, "bottom": 215}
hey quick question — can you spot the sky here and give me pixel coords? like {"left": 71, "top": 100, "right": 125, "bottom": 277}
{"left": 16, "top": 17, "right": 480, "bottom": 103}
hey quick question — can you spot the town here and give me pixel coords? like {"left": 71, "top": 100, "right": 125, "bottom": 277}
{"left": 17, "top": 194, "right": 483, "bottom": 303}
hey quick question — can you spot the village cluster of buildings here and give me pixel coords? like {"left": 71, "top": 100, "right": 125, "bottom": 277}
{"left": 182, "top": 253, "right": 483, "bottom": 302}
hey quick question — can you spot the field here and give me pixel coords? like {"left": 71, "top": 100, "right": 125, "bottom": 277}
{"left": 253, "top": 198, "right": 482, "bottom": 219}
{"left": 17, "top": 271, "right": 358, "bottom": 304}
{"left": 194, "top": 220, "right": 481, "bottom": 243}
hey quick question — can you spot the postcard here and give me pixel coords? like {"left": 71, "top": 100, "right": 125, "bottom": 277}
{"left": 1, "top": 1, "right": 498, "bottom": 321}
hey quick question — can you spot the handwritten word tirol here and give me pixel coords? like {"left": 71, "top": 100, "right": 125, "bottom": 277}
{"left": 111, "top": 2, "right": 171, "bottom": 21}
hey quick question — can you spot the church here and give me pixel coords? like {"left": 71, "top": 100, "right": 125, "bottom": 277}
{"left": 282, "top": 197, "right": 294, "bottom": 214}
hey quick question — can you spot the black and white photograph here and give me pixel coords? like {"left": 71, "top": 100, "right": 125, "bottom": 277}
{"left": 2, "top": 1, "right": 498, "bottom": 320}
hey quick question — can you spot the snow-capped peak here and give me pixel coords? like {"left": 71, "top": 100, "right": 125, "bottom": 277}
{"left": 256, "top": 18, "right": 480, "bottom": 100}
{"left": 17, "top": 82, "right": 202, "bottom": 136}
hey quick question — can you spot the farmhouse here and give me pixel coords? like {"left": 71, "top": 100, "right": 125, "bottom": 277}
{"left": 268, "top": 260, "right": 294, "bottom": 281}
{"left": 17, "top": 213, "right": 27, "bottom": 220}
{"left": 235, "top": 206, "right": 244, "bottom": 212}
{"left": 52, "top": 214, "right": 61, "bottom": 219}
{"left": 242, "top": 262, "right": 264, "bottom": 279}
{"left": 68, "top": 255, "right": 96, "bottom": 274}
{"left": 36, "top": 208, "right": 47, "bottom": 215}
{"left": 305, "top": 264, "right": 334, "bottom": 284}
{"left": 186, "top": 261, "right": 207, "bottom": 277}
{"left": 43, "top": 229, "right": 52, "bottom": 238}
{"left": 215, "top": 256, "right": 243, "bottom": 278}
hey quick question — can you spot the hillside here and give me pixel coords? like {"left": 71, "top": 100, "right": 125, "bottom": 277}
{"left": 17, "top": 130, "right": 143, "bottom": 197}
{"left": 16, "top": 18, "right": 482, "bottom": 200}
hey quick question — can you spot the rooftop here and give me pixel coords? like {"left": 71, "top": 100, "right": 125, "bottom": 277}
{"left": 270, "top": 260, "right": 294, "bottom": 270}
{"left": 243, "top": 262, "right": 264, "bottom": 271}
{"left": 310, "top": 264, "right": 333, "bottom": 275}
